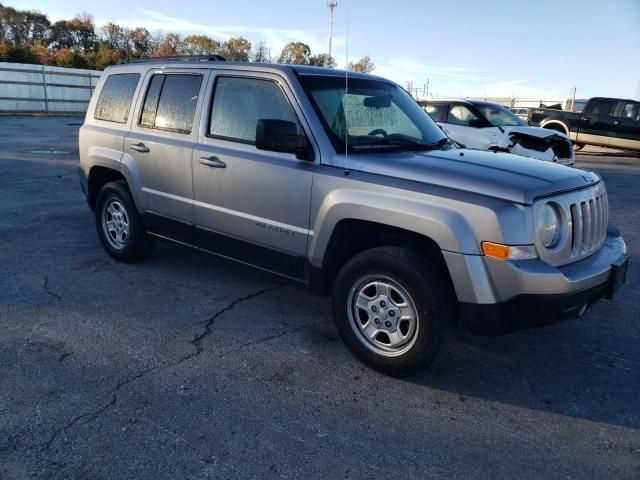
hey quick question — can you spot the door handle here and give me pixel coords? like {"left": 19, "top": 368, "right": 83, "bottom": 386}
{"left": 129, "top": 142, "right": 150, "bottom": 153}
{"left": 199, "top": 156, "right": 226, "bottom": 168}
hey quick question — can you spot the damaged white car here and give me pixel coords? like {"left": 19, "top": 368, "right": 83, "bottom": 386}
{"left": 420, "top": 99, "right": 574, "bottom": 166}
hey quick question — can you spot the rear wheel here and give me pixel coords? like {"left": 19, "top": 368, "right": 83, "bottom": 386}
{"left": 95, "top": 181, "right": 154, "bottom": 262}
{"left": 332, "top": 246, "right": 452, "bottom": 377}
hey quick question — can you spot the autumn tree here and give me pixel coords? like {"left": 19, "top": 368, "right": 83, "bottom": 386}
{"left": 181, "top": 34, "right": 219, "bottom": 56}
{"left": 347, "top": 55, "right": 375, "bottom": 73}
{"left": 0, "top": 5, "right": 51, "bottom": 45}
{"left": 128, "top": 27, "right": 151, "bottom": 56}
{"left": 102, "top": 22, "right": 129, "bottom": 55}
{"left": 51, "top": 12, "right": 96, "bottom": 53}
{"left": 278, "top": 42, "right": 310, "bottom": 64}
{"left": 251, "top": 41, "right": 271, "bottom": 63}
{"left": 0, "top": 41, "right": 8, "bottom": 60}
{"left": 222, "top": 36, "right": 251, "bottom": 61}
{"left": 309, "top": 53, "right": 336, "bottom": 67}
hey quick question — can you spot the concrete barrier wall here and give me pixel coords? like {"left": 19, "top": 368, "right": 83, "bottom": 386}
{"left": 0, "top": 62, "right": 102, "bottom": 115}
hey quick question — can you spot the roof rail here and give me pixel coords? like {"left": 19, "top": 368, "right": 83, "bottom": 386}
{"left": 120, "top": 54, "right": 227, "bottom": 64}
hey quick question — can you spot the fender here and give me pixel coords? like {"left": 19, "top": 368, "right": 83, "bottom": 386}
{"left": 307, "top": 188, "right": 484, "bottom": 268}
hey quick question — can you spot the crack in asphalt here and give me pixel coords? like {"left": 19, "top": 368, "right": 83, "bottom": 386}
{"left": 179, "top": 283, "right": 286, "bottom": 362}
{"left": 43, "top": 275, "right": 61, "bottom": 301}
{"left": 219, "top": 324, "right": 311, "bottom": 359}
{"left": 58, "top": 352, "right": 73, "bottom": 363}
{"left": 34, "top": 283, "right": 286, "bottom": 452}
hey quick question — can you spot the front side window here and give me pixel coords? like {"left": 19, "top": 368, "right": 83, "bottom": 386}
{"left": 447, "top": 105, "right": 483, "bottom": 127}
{"left": 209, "top": 77, "right": 299, "bottom": 143}
{"left": 299, "top": 75, "right": 446, "bottom": 153}
{"left": 139, "top": 74, "right": 203, "bottom": 133}
{"left": 94, "top": 73, "right": 140, "bottom": 123}
{"left": 475, "top": 104, "right": 527, "bottom": 127}
{"left": 423, "top": 104, "right": 447, "bottom": 122}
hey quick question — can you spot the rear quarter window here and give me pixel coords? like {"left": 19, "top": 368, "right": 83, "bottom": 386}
{"left": 94, "top": 73, "right": 140, "bottom": 123}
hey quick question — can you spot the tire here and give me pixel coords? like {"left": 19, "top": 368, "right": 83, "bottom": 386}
{"left": 332, "top": 246, "right": 452, "bottom": 377}
{"left": 573, "top": 143, "right": 585, "bottom": 151}
{"left": 95, "top": 180, "right": 155, "bottom": 262}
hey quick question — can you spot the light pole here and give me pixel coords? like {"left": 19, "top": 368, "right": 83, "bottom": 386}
{"left": 328, "top": 0, "right": 337, "bottom": 60}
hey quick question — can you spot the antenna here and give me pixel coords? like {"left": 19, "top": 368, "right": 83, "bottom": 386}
{"left": 328, "top": 1, "right": 337, "bottom": 60}
{"left": 344, "top": 0, "right": 349, "bottom": 176}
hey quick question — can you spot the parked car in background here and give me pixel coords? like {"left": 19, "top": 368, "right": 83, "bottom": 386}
{"left": 510, "top": 107, "right": 531, "bottom": 121}
{"left": 420, "top": 99, "right": 574, "bottom": 166}
{"left": 528, "top": 97, "right": 640, "bottom": 152}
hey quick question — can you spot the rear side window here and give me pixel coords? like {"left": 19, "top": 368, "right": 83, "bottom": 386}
{"left": 139, "top": 74, "right": 203, "bottom": 133}
{"left": 209, "top": 77, "right": 299, "bottom": 143}
{"left": 423, "top": 104, "right": 447, "bottom": 122}
{"left": 94, "top": 73, "right": 140, "bottom": 123}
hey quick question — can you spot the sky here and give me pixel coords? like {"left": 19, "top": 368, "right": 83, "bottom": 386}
{"left": 9, "top": 0, "right": 640, "bottom": 99}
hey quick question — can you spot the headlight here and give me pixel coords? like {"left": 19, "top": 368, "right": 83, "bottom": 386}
{"left": 538, "top": 203, "right": 561, "bottom": 248}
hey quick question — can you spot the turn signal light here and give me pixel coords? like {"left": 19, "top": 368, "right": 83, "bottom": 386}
{"left": 482, "top": 242, "right": 537, "bottom": 260}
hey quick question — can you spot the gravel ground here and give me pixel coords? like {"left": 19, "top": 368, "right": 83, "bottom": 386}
{"left": 0, "top": 116, "right": 638, "bottom": 479}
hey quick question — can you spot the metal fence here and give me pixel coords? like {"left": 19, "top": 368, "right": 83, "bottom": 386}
{"left": 0, "top": 62, "right": 102, "bottom": 115}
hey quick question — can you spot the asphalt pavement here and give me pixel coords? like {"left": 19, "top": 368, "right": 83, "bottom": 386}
{"left": 0, "top": 116, "right": 638, "bottom": 479}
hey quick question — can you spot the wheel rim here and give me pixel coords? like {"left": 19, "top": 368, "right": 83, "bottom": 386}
{"left": 101, "top": 198, "right": 130, "bottom": 250}
{"left": 347, "top": 275, "right": 419, "bottom": 357}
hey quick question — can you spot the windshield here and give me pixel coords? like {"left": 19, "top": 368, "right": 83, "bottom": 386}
{"left": 298, "top": 75, "right": 448, "bottom": 154}
{"left": 476, "top": 104, "right": 528, "bottom": 127}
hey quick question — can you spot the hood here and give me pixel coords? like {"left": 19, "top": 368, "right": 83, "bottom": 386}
{"left": 335, "top": 148, "right": 598, "bottom": 204}
{"left": 501, "top": 125, "right": 569, "bottom": 139}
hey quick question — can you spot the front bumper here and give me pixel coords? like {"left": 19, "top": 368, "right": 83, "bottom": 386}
{"left": 445, "top": 226, "right": 628, "bottom": 335}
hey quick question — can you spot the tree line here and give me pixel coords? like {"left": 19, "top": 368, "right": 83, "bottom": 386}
{"left": 0, "top": 4, "right": 375, "bottom": 72}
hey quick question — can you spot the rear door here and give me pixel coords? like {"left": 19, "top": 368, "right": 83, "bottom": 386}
{"left": 192, "top": 71, "right": 316, "bottom": 280}
{"left": 124, "top": 69, "right": 209, "bottom": 241}
{"left": 611, "top": 101, "right": 640, "bottom": 151}
{"left": 577, "top": 99, "right": 618, "bottom": 146}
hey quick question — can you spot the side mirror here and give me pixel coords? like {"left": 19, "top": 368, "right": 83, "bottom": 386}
{"left": 256, "top": 119, "right": 314, "bottom": 161}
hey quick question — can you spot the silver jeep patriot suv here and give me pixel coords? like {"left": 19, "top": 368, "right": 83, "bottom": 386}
{"left": 79, "top": 59, "right": 628, "bottom": 376}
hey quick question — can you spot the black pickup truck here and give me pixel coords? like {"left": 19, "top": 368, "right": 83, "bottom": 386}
{"left": 528, "top": 97, "right": 640, "bottom": 152}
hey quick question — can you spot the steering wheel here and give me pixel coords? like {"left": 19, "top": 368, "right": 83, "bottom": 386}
{"left": 368, "top": 128, "right": 388, "bottom": 137}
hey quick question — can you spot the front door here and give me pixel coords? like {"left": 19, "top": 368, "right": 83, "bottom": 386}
{"left": 192, "top": 72, "right": 316, "bottom": 280}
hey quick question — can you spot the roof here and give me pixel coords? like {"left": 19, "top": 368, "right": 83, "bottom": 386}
{"left": 105, "top": 60, "right": 385, "bottom": 82}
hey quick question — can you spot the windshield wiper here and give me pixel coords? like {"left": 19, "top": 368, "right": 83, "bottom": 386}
{"left": 351, "top": 137, "right": 452, "bottom": 151}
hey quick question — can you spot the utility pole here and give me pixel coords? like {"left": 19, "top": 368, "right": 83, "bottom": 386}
{"left": 569, "top": 87, "right": 577, "bottom": 111}
{"left": 328, "top": 0, "right": 338, "bottom": 60}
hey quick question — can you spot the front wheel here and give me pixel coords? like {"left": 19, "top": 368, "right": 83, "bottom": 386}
{"left": 573, "top": 143, "right": 585, "bottom": 151}
{"left": 95, "top": 181, "right": 154, "bottom": 262}
{"left": 332, "top": 247, "right": 452, "bottom": 377}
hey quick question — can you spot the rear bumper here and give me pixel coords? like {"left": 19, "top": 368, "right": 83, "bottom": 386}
{"left": 445, "top": 226, "right": 628, "bottom": 335}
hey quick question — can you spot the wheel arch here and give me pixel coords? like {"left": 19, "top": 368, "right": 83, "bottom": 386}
{"left": 87, "top": 166, "right": 127, "bottom": 211}
{"left": 308, "top": 218, "right": 457, "bottom": 306}
{"left": 540, "top": 119, "right": 570, "bottom": 136}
